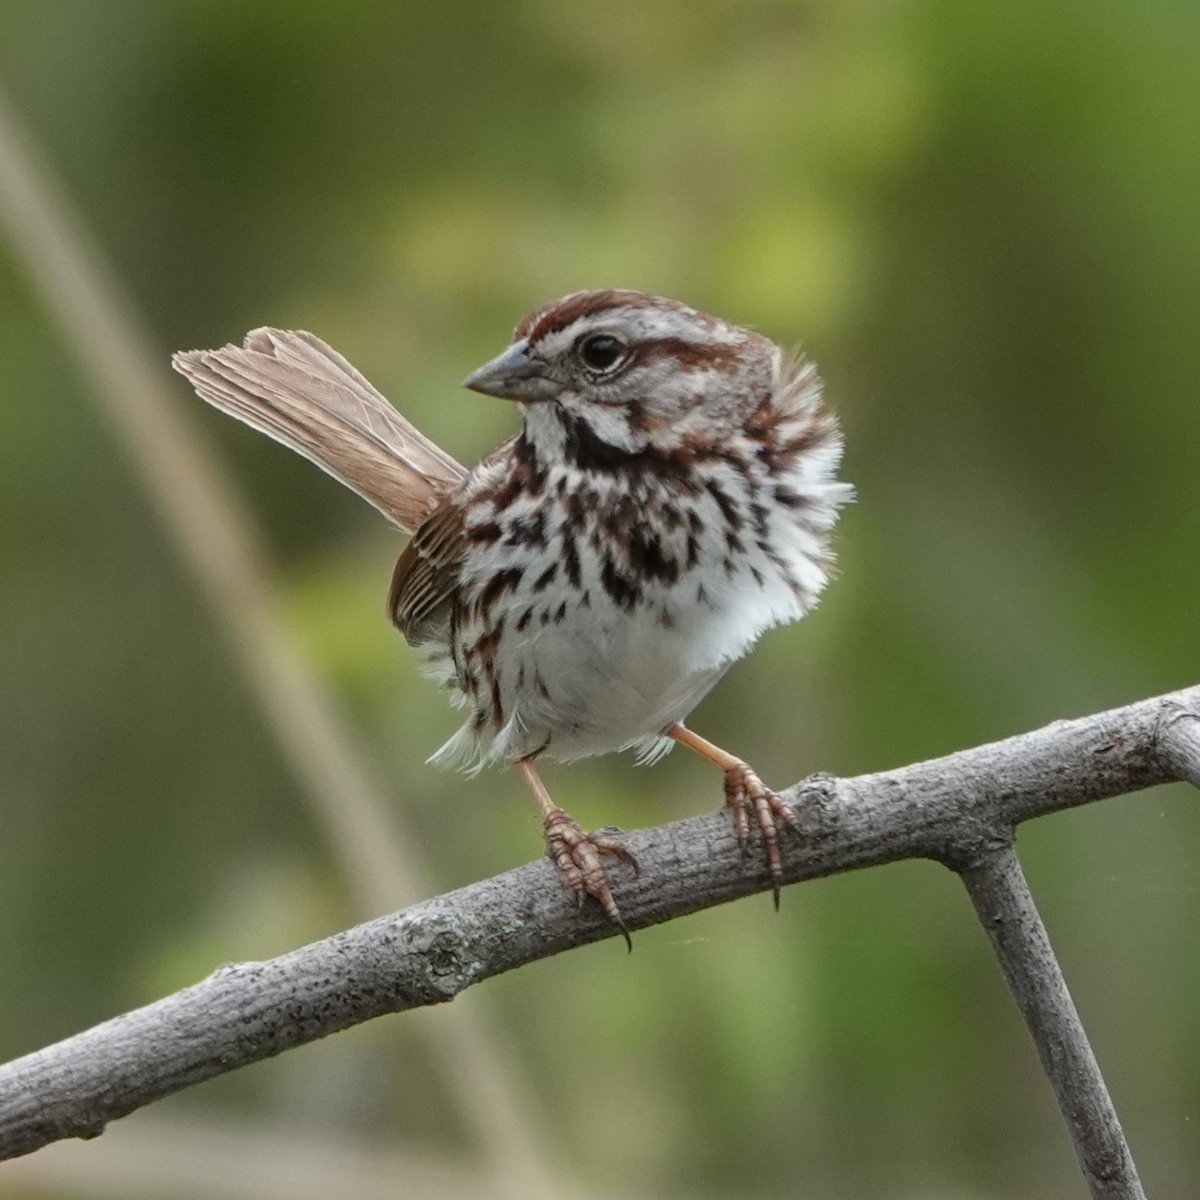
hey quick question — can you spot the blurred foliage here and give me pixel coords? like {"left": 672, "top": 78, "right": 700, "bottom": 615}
{"left": 2, "top": 1, "right": 1199, "bottom": 1197}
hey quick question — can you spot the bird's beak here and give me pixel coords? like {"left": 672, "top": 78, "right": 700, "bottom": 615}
{"left": 462, "top": 340, "right": 558, "bottom": 402}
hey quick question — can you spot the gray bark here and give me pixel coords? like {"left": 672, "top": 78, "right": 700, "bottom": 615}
{"left": 961, "top": 848, "right": 1145, "bottom": 1199}
{"left": 2, "top": 682, "right": 1197, "bottom": 1194}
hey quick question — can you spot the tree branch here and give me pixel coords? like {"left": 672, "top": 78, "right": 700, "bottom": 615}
{"left": 960, "top": 847, "right": 1145, "bottom": 1200}
{"left": 2, "top": 684, "right": 1197, "bottom": 1167}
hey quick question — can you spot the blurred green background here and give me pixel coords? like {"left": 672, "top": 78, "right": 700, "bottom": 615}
{"left": 2, "top": 1, "right": 1199, "bottom": 1198}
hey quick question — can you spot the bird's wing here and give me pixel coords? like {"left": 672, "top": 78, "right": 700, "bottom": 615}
{"left": 388, "top": 493, "right": 466, "bottom": 646}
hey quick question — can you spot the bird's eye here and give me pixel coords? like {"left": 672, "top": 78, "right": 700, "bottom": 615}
{"left": 576, "top": 333, "right": 626, "bottom": 373}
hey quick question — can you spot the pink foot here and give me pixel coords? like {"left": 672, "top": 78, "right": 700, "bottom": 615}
{"left": 542, "top": 808, "right": 639, "bottom": 949}
{"left": 723, "top": 763, "right": 799, "bottom": 909}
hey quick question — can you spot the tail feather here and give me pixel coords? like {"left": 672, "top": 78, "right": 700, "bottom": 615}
{"left": 173, "top": 328, "right": 467, "bottom": 532}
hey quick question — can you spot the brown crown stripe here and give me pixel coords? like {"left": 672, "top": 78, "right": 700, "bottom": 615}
{"left": 517, "top": 289, "right": 660, "bottom": 344}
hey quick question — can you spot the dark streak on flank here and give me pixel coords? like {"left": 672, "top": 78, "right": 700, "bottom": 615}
{"left": 706, "top": 480, "right": 739, "bottom": 527}
{"left": 505, "top": 510, "right": 546, "bottom": 548}
{"left": 628, "top": 530, "right": 679, "bottom": 584}
{"left": 448, "top": 607, "right": 464, "bottom": 679}
{"left": 775, "top": 486, "right": 808, "bottom": 509}
{"left": 489, "top": 674, "right": 504, "bottom": 726}
{"left": 562, "top": 529, "right": 582, "bottom": 588}
{"left": 470, "top": 619, "right": 504, "bottom": 665}
{"left": 600, "top": 557, "right": 642, "bottom": 611}
{"left": 478, "top": 567, "right": 523, "bottom": 616}
{"left": 750, "top": 501, "right": 771, "bottom": 541}
{"left": 471, "top": 520, "right": 502, "bottom": 543}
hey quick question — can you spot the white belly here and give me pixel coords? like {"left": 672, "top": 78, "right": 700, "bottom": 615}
{"left": 497, "top": 600, "right": 731, "bottom": 762}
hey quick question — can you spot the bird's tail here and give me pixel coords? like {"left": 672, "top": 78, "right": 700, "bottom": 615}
{"left": 173, "top": 328, "right": 467, "bottom": 532}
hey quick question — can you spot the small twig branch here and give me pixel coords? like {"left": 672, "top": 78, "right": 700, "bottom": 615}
{"left": 960, "top": 847, "right": 1145, "bottom": 1200}
{"left": 2, "top": 684, "right": 1197, "bottom": 1171}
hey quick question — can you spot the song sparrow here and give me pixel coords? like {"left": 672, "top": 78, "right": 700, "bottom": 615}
{"left": 174, "top": 290, "right": 852, "bottom": 942}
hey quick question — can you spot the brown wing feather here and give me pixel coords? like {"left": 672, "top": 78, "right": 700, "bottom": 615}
{"left": 388, "top": 495, "right": 466, "bottom": 646}
{"left": 173, "top": 328, "right": 466, "bottom": 532}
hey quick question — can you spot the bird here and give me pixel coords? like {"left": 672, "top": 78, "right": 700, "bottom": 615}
{"left": 174, "top": 289, "right": 852, "bottom": 944}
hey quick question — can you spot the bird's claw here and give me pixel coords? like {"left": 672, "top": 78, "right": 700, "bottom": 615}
{"left": 723, "top": 763, "right": 799, "bottom": 909}
{"left": 542, "top": 809, "right": 638, "bottom": 950}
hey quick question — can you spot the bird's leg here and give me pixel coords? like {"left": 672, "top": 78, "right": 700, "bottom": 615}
{"left": 515, "top": 757, "right": 638, "bottom": 949}
{"left": 665, "top": 723, "right": 797, "bottom": 909}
